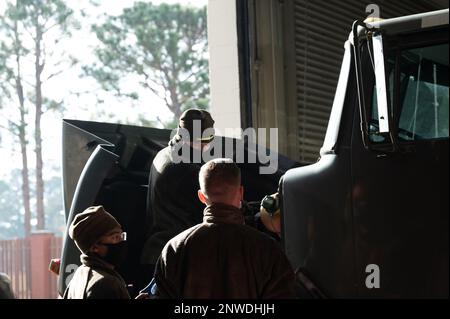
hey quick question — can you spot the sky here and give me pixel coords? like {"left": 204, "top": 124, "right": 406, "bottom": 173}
{"left": 0, "top": 0, "right": 209, "bottom": 179}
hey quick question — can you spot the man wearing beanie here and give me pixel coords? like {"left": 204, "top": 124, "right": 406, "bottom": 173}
{"left": 140, "top": 108, "right": 215, "bottom": 289}
{"left": 63, "top": 206, "right": 130, "bottom": 299}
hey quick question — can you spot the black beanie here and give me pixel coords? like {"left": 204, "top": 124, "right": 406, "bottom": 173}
{"left": 69, "top": 206, "right": 121, "bottom": 254}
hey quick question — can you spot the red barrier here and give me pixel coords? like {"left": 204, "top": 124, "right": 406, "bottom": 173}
{"left": 0, "top": 234, "right": 62, "bottom": 299}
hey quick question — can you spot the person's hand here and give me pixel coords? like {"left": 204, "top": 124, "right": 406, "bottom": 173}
{"left": 260, "top": 193, "right": 281, "bottom": 236}
{"left": 135, "top": 292, "right": 151, "bottom": 299}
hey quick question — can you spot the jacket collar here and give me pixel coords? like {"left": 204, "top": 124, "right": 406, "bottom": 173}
{"left": 203, "top": 203, "right": 245, "bottom": 225}
{"left": 80, "top": 254, "right": 124, "bottom": 281}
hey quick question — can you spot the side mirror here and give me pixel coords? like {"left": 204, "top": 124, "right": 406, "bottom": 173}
{"left": 372, "top": 33, "right": 390, "bottom": 134}
{"left": 352, "top": 21, "right": 397, "bottom": 152}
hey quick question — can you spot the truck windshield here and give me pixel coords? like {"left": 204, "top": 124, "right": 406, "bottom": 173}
{"left": 370, "top": 42, "right": 449, "bottom": 142}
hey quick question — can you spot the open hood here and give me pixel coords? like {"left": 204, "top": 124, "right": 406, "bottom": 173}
{"left": 59, "top": 119, "right": 300, "bottom": 296}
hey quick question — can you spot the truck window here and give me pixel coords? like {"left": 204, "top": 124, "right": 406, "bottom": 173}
{"left": 370, "top": 42, "right": 449, "bottom": 143}
{"left": 398, "top": 44, "right": 449, "bottom": 140}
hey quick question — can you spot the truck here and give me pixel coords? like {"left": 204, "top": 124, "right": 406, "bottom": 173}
{"left": 282, "top": 9, "right": 449, "bottom": 298}
{"left": 57, "top": 8, "right": 449, "bottom": 298}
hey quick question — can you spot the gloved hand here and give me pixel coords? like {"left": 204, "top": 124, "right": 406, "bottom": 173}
{"left": 260, "top": 193, "right": 281, "bottom": 236}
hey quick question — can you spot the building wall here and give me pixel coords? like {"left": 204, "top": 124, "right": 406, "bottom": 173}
{"left": 207, "top": 0, "right": 242, "bottom": 138}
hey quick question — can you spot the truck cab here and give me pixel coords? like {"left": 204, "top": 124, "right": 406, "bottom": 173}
{"left": 282, "top": 9, "right": 449, "bottom": 298}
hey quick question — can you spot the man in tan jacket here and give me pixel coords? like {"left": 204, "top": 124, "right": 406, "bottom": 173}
{"left": 154, "top": 158, "right": 296, "bottom": 299}
{"left": 63, "top": 206, "right": 130, "bottom": 299}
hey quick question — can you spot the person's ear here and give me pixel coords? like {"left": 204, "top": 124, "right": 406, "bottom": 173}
{"left": 198, "top": 190, "right": 208, "bottom": 204}
{"left": 239, "top": 186, "right": 244, "bottom": 201}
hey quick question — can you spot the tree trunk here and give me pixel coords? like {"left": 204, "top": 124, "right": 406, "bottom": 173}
{"left": 14, "top": 20, "right": 31, "bottom": 238}
{"left": 19, "top": 100, "right": 31, "bottom": 237}
{"left": 34, "top": 19, "right": 45, "bottom": 230}
{"left": 169, "top": 84, "right": 182, "bottom": 119}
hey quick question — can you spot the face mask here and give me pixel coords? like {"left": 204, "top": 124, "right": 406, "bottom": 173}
{"left": 100, "top": 241, "right": 128, "bottom": 267}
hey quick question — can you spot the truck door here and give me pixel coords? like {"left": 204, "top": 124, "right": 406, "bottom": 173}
{"left": 352, "top": 26, "right": 449, "bottom": 298}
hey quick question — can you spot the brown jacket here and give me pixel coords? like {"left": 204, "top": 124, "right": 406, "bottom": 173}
{"left": 63, "top": 254, "right": 130, "bottom": 299}
{"left": 154, "top": 203, "right": 296, "bottom": 299}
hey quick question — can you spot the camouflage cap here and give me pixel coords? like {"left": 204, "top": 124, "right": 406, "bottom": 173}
{"left": 178, "top": 108, "right": 215, "bottom": 143}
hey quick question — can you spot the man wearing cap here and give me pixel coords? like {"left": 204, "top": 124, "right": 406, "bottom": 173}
{"left": 140, "top": 108, "right": 215, "bottom": 287}
{"left": 63, "top": 206, "right": 130, "bottom": 299}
